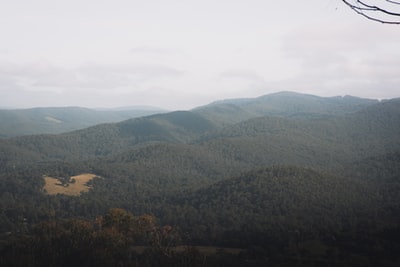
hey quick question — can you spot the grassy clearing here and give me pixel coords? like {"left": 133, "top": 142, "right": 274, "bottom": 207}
{"left": 43, "top": 173, "right": 98, "bottom": 196}
{"left": 44, "top": 116, "right": 62, "bottom": 123}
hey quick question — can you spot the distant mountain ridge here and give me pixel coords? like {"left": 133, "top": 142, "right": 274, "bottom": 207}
{"left": 0, "top": 93, "right": 398, "bottom": 171}
{"left": 0, "top": 91, "right": 382, "bottom": 138}
{"left": 0, "top": 106, "right": 166, "bottom": 138}
{"left": 194, "top": 91, "right": 380, "bottom": 125}
{"left": 1, "top": 91, "right": 400, "bottom": 266}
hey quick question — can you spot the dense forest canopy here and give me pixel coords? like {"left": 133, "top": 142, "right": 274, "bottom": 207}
{"left": 1, "top": 92, "right": 399, "bottom": 266}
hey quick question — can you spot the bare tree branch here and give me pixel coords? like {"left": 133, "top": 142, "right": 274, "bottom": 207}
{"left": 385, "top": 0, "right": 400, "bottom": 5}
{"left": 342, "top": 0, "right": 400, "bottom": 24}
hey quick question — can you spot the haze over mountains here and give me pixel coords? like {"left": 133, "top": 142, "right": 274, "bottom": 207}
{"left": 0, "top": 91, "right": 381, "bottom": 138}
{"left": 0, "top": 106, "right": 166, "bottom": 138}
{"left": 1, "top": 91, "right": 399, "bottom": 266}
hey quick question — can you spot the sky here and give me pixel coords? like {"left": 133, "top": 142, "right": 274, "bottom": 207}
{"left": 0, "top": 0, "right": 399, "bottom": 110}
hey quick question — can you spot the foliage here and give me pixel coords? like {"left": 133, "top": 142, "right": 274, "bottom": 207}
{"left": 0, "top": 107, "right": 165, "bottom": 138}
{"left": 0, "top": 209, "right": 184, "bottom": 267}
{"left": 0, "top": 93, "right": 400, "bottom": 266}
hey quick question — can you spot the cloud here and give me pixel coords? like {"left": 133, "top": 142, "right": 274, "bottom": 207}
{"left": 0, "top": 61, "right": 183, "bottom": 91}
{"left": 0, "top": 61, "right": 187, "bottom": 108}
{"left": 1, "top": 1, "right": 399, "bottom": 109}
{"left": 282, "top": 23, "right": 400, "bottom": 68}
{"left": 70, "top": 63, "right": 184, "bottom": 90}
{"left": 277, "top": 23, "right": 400, "bottom": 99}
{"left": 219, "top": 69, "right": 265, "bottom": 82}
{"left": 266, "top": 59, "right": 400, "bottom": 100}
{"left": 212, "top": 69, "right": 269, "bottom": 98}
{"left": 130, "top": 46, "right": 173, "bottom": 56}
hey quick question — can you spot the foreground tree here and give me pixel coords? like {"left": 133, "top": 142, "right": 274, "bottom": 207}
{"left": 0, "top": 209, "right": 182, "bottom": 267}
{"left": 342, "top": 0, "right": 400, "bottom": 24}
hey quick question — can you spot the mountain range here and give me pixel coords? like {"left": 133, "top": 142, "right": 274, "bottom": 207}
{"left": 0, "top": 106, "right": 166, "bottom": 138}
{"left": 1, "top": 91, "right": 399, "bottom": 266}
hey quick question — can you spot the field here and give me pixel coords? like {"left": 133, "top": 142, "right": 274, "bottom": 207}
{"left": 43, "top": 173, "right": 98, "bottom": 196}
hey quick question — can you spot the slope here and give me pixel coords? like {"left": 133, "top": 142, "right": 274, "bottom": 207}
{"left": 0, "top": 110, "right": 218, "bottom": 165}
{"left": 194, "top": 91, "right": 379, "bottom": 125}
{"left": 199, "top": 98, "right": 400, "bottom": 171}
{"left": 0, "top": 106, "right": 165, "bottom": 138}
{"left": 53, "top": 98, "right": 399, "bottom": 221}
{"left": 161, "top": 166, "right": 378, "bottom": 246}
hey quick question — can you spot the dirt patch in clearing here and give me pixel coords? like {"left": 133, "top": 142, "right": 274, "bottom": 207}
{"left": 43, "top": 173, "right": 98, "bottom": 196}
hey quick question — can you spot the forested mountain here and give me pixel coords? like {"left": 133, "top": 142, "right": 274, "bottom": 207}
{"left": 1, "top": 92, "right": 400, "bottom": 266}
{"left": 0, "top": 111, "right": 218, "bottom": 165}
{"left": 163, "top": 166, "right": 378, "bottom": 244}
{"left": 0, "top": 106, "right": 165, "bottom": 138}
{"left": 194, "top": 91, "right": 379, "bottom": 125}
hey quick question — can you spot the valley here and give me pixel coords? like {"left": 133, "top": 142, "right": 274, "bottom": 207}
{"left": 0, "top": 92, "right": 399, "bottom": 266}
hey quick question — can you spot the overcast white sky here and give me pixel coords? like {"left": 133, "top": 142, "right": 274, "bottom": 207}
{"left": 0, "top": 0, "right": 399, "bottom": 110}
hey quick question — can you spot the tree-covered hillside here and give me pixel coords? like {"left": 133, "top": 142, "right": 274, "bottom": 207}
{"left": 194, "top": 91, "right": 379, "bottom": 125}
{"left": 0, "top": 110, "right": 219, "bottom": 164}
{"left": 0, "top": 106, "right": 165, "bottom": 138}
{"left": 1, "top": 92, "right": 399, "bottom": 266}
{"left": 162, "top": 166, "right": 378, "bottom": 243}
